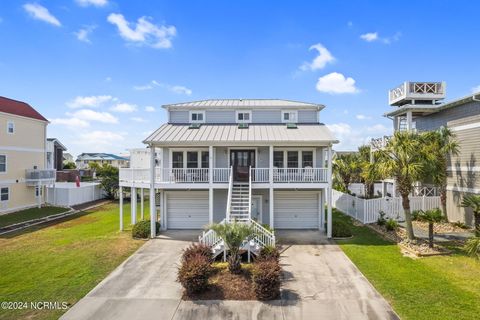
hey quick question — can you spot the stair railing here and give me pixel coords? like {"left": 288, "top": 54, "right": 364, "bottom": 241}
{"left": 226, "top": 166, "right": 233, "bottom": 222}
{"left": 248, "top": 166, "right": 252, "bottom": 220}
{"left": 199, "top": 218, "right": 225, "bottom": 248}
{"left": 250, "top": 219, "right": 276, "bottom": 247}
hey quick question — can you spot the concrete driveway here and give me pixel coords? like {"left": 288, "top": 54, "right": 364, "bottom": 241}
{"left": 62, "top": 230, "right": 398, "bottom": 320}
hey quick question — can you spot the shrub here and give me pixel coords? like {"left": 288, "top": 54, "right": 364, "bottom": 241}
{"left": 182, "top": 243, "right": 213, "bottom": 262}
{"left": 252, "top": 259, "right": 281, "bottom": 300}
{"left": 332, "top": 220, "right": 352, "bottom": 238}
{"left": 385, "top": 218, "right": 399, "bottom": 231}
{"left": 377, "top": 211, "right": 387, "bottom": 226}
{"left": 177, "top": 254, "right": 213, "bottom": 294}
{"left": 132, "top": 220, "right": 160, "bottom": 239}
{"left": 453, "top": 221, "right": 469, "bottom": 229}
{"left": 261, "top": 223, "right": 274, "bottom": 233}
{"left": 464, "top": 236, "right": 480, "bottom": 260}
{"left": 257, "top": 245, "right": 280, "bottom": 263}
{"left": 411, "top": 210, "right": 422, "bottom": 221}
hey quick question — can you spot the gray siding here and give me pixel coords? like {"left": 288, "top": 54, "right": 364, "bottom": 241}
{"left": 169, "top": 111, "right": 189, "bottom": 123}
{"left": 206, "top": 110, "right": 235, "bottom": 123}
{"left": 251, "top": 110, "right": 281, "bottom": 123}
{"left": 298, "top": 110, "right": 318, "bottom": 123}
{"left": 416, "top": 101, "right": 480, "bottom": 131}
{"left": 447, "top": 190, "right": 475, "bottom": 225}
{"left": 252, "top": 189, "right": 270, "bottom": 224}
{"left": 257, "top": 147, "right": 269, "bottom": 167}
{"left": 215, "top": 147, "right": 229, "bottom": 167}
{"left": 213, "top": 189, "right": 228, "bottom": 222}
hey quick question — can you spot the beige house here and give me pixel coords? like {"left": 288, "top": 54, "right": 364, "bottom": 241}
{"left": 0, "top": 96, "right": 55, "bottom": 214}
{"left": 76, "top": 153, "right": 129, "bottom": 169}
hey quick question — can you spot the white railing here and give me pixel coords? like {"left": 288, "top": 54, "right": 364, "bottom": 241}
{"left": 25, "top": 169, "right": 56, "bottom": 185}
{"left": 332, "top": 190, "right": 441, "bottom": 224}
{"left": 226, "top": 166, "right": 233, "bottom": 222}
{"left": 370, "top": 135, "right": 391, "bottom": 151}
{"left": 250, "top": 219, "right": 275, "bottom": 247}
{"left": 389, "top": 81, "right": 445, "bottom": 105}
{"left": 213, "top": 168, "right": 230, "bottom": 183}
{"left": 199, "top": 219, "right": 225, "bottom": 248}
{"left": 248, "top": 167, "right": 252, "bottom": 220}
{"left": 119, "top": 168, "right": 151, "bottom": 183}
{"left": 161, "top": 168, "right": 209, "bottom": 183}
{"left": 251, "top": 168, "right": 269, "bottom": 182}
{"left": 273, "top": 168, "right": 328, "bottom": 183}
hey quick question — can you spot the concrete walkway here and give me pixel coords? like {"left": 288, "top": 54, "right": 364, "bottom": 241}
{"left": 61, "top": 230, "right": 398, "bottom": 320}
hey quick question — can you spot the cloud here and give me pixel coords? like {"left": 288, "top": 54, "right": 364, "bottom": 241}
{"left": 472, "top": 85, "right": 480, "bottom": 93}
{"left": 50, "top": 117, "right": 90, "bottom": 128}
{"left": 356, "top": 114, "right": 372, "bottom": 120}
{"left": 23, "top": 3, "right": 61, "bottom": 27}
{"left": 145, "top": 106, "right": 155, "bottom": 112}
{"left": 133, "top": 83, "right": 154, "bottom": 90}
{"left": 347, "top": 21, "right": 353, "bottom": 27}
{"left": 130, "top": 117, "right": 147, "bottom": 123}
{"left": 67, "top": 95, "right": 114, "bottom": 108}
{"left": 70, "top": 109, "right": 118, "bottom": 123}
{"left": 360, "top": 31, "right": 401, "bottom": 44}
{"left": 74, "top": 25, "right": 96, "bottom": 43}
{"left": 327, "top": 122, "right": 391, "bottom": 150}
{"left": 367, "top": 124, "right": 390, "bottom": 133}
{"left": 169, "top": 85, "right": 192, "bottom": 95}
{"left": 76, "top": 130, "right": 124, "bottom": 147}
{"left": 300, "top": 43, "right": 335, "bottom": 71}
{"left": 104, "top": 77, "right": 112, "bottom": 82}
{"left": 107, "top": 13, "right": 176, "bottom": 49}
{"left": 133, "top": 80, "right": 192, "bottom": 95}
{"left": 75, "top": 0, "right": 108, "bottom": 7}
{"left": 316, "top": 72, "right": 359, "bottom": 94}
{"left": 110, "top": 103, "right": 138, "bottom": 113}
{"left": 360, "top": 32, "right": 378, "bottom": 42}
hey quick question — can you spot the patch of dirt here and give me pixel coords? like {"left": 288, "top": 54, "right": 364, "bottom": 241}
{"left": 183, "top": 264, "right": 256, "bottom": 300}
{"left": 413, "top": 221, "right": 473, "bottom": 234}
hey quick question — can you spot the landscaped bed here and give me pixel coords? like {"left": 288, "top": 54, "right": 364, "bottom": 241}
{"left": 0, "top": 206, "right": 70, "bottom": 228}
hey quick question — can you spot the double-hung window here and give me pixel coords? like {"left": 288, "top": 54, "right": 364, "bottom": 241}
{"left": 302, "top": 151, "right": 313, "bottom": 167}
{"left": 0, "top": 187, "right": 8, "bottom": 202}
{"left": 172, "top": 150, "right": 210, "bottom": 169}
{"left": 187, "top": 151, "right": 199, "bottom": 168}
{"left": 7, "top": 121, "right": 14, "bottom": 134}
{"left": 287, "top": 151, "right": 299, "bottom": 168}
{"left": 190, "top": 111, "right": 205, "bottom": 123}
{"left": 0, "top": 155, "right": 6, "bottom": 173}
{"left": 201, "top": 151, "right": 209, "bottom": 168}
{"left": 273, "top": 151, "right": 284, "bottom": 168}
{"left": 236, "top": 110, "right": 252, "bottom": 123}
{"left": 172, "top": 152, "right": 184, "bottom": 168}
{"left": 282, "top": 110, "right": 298, "bottom": 123}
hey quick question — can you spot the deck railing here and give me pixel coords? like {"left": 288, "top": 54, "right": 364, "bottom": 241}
{"left": 25, "top": 169, "right": 56, "bottom": 185}
{"left": 272, "top": 167, "right": 328, "bottom": 183}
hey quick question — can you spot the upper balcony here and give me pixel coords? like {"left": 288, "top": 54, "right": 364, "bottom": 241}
{"left": 119, "top": 167, "right": 328, "bottom": 187}
{"left": 389, "top": 81, "right": 445, "bottom": 106}
{"left": 25, "top": 169, "right": 56, "bottom": 186}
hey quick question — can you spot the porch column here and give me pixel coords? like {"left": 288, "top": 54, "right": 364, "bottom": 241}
{"left": 149, "top": 145, "right": 157, "bottom": 238}
{"left": 208, "top": 146, "right": 214, "bottom": 224}
{"left": 406, "top": 111, "right": 413, "bottom": 131}
{"left": 327, "top": 145, "right": 333, "bottom": 238}
{"left": 269, "top": 145, "right": 274, "bottom": 184}
{"left": 119, "top": 186, "right": 123, "bottom": 231}
{"left": 209, "top": 188, "right": 214, "bottom": 224}
{"left": 140, "top": 188, "right": 144, "bottom": 220}
{"left": 131, "top": 187, "right": 137, "bottom": 225}
{"left": 320, "top": 189, "right": 325, "bottom": 230}
{"left": 269, "top": 187, "right": 274, "bottom": 228}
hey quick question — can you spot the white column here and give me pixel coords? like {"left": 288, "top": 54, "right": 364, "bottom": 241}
{"left": 131, "top": 187, "right": 137, "bottom": 225}
{"left": 209, "top": 146, "right": 213, "bottom": 183}
{"left": 320, "top": 189, "right": 325, "bottom": 230}
{"left": 140, "top": 188, "right": 144, "bottom": 220}
{"left": 208, "top": 146, "right": 214, "bottom": 224}
{"left": 406, "top": 111, "right": 413, "bottom": 131}
{"left": 162, "top": 191, "right": 167, "bottom": 230}
{"left": 149, "top": 145, "right": 157, "bottom": 238}
{"left": 269, "top": 145, "right": 274, "bottom": 184}
{"left": 119, "top": 186, "right": 123, "bottom": 231}
{"left": 269, "top": 187, "right": 274, "bottom": 228}
{"left": 209, "top": 188, "right": 214, "bottom": 224}
{"left": 327, "top": 145, "right": 333, "bottom": 238}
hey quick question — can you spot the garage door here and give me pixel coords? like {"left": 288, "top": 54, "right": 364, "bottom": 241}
{"left": 274, "top": 191, "right": 319, "bottom": 229}
{"left": 166, "top": 191, "right": 209, "bottom": 229}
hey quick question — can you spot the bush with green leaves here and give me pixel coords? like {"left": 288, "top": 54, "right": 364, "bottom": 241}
{"left": 252, "top": 259, "right": 281, "bottom": 300}
{"left": 452, "top": 221, "right": 469, "bottom": 229}
{"left": 385, "top": 218, "right": 399, "bottom": 231}
{"left": 377, "top": 211, "right": 387, "bottom": 226}
{"left": 411, "top": 210, "right": 422, "bottom": 221}
{"left": 417, "top": 208, "right": 444, "bottom": 248}
{"left": 464, "top": 235, "right": 480, "bottom": 260}
{"left": 177, "top": 254, "right": 213, "bottom": 294}
{"left": 257, "top": 245, "right": 280, "bottom": 263}
{"left": 131, "top": 220, "right": 160, "bottom": 239}
{"left": 332, "top": 220, "right": 353, "bottom": 238}
{"left": 182, "top": 243, "right": 213, "bottom": 262}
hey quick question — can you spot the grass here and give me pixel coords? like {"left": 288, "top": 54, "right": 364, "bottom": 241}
{"left": 333, "top": 209, "right": 480, "bottom": 320}
{"left": 0, "top": 200, "right": 150, "bottom": 320}
{"left": 0, "top": 206, "right": 70, "bottom": 228}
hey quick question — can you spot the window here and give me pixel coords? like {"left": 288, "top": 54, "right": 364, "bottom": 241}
{"left": 0, "top": 155, "right": 6, "bottom": 173}
{"left": 172, "top": 152, "right": 183, "bottom": 168}
{"left": 7, "top": 121, "right": 14, "bottom": 134}
{"left": 201, "top": 151, "right": 209, "bottom": 168}
{"left": 35, "top": 186, "right": 42, "bottom": 198}
{"left": 187, "top": 151, "right": 198, "bottom": 168}
{"left": 287, "top": 151, "right": 298, "bottom": 168}
{"left": 302, "top": 151, "right": 313, "bottom": 167}
{"left": 236, "top": 110, "right": 252, "bottom": 123}
{"left": 190, "top": 111, "right": 205, "bottom": 123}
{"left": 282, "top": 110, "right": 298, "bottom": 123}
{"left": 0, "top": 187, "right": 8, "bottom": 201}
{"left": 273, "top": 151, "right": 284, "bottom": 168}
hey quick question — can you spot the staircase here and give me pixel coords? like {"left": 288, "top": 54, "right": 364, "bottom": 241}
{"left": 229, "top": 182, "right": 250, "bottom": 222}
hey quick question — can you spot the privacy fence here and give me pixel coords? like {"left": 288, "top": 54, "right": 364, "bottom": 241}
{"left": 332, "top": 190, "right": 441, "bottom": 224}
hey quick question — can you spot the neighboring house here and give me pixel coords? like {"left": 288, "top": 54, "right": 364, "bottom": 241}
{"left": 46, "top": 138, "right": 67, "bottom": 171}
{"left": 378, "top": 81, "right": 480, "bottom": 224}
{"left": 0, "top": 96, "right": 56, "bottom": 213}
{"left": 128, "top": 148, "right": 161, "bottom": 168}
{"left": 63, "top": 152, "right": 74, "bottom": 165}
{"left": 119, "top": 99, "right": 338, "bottom": 239}
{"left": 76, "top": 153, "right": 129, "bottom": 169}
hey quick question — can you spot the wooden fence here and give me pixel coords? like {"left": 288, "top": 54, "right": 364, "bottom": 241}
{"left": 332, "top": 190, "right": 441, "bottom": 224}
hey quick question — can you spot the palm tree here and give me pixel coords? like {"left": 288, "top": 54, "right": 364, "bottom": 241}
{"left": 210, "top": 222, "right": 254, "bottom": 274}
{"left": 422, "top": 127, "right": 459, "bottom": 220}
{"left": 333, "top": 154, "right": 361, "bottom": 193}
{"left": 375, "top": 131, "right": 430, "bottom": 240}
{"left": 460, "top": 194, "right": 480, "bottom": 232}
{"left": 417, "top": 208, "right": 444, "bottom": 248}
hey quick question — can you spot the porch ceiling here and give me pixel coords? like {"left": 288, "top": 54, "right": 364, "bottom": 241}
{"left": 143, "top": 123, "right": 338, "bottom": 147}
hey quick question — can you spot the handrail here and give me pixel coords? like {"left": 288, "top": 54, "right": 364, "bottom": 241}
{"left": 248, "top": 166, "right": 252, "bottom": 220}
{"left": 225, "top": 166, "right": 233, "bottom": 222}
{"left": 250, "top": 219, "right": 275, "bottom": 247}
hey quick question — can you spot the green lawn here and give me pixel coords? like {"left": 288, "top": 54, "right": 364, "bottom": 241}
{"left": 0, "top": 200, "right": 150, "bottom": 320}
{"left": 0, "top": 206, "right": 70, "bottom": 228}
{"left": 334, "top": 209, "right": 480, "bottom": 320}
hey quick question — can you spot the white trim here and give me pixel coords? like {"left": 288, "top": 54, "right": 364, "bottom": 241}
{"left": 0, "top": 111, "right": 48, "bottom": 124}
{"left": 0, "top": 146, "right": 46, "bottom": 153}
{"left": 446, "top": 185, "right": 480, "bottom": 194}
{"left": 450, "top": 121, "right": 480, "bottom": 132}
{"left": 235, "top": 110, "right": 252, "bottom": 124}
{"left": 7, "top": 121, "right": 14, "bottom": 135}
{"left": 0, "top": 154, "right": 6, "bottom": 174}
{"left": 281, "top": 110, "right": 298, "bottom": 123}
{"left": 447, "top": 166, "right": 480, "bottom": 172}
{"left": 189, "top": 110, "right": 206, "bottom": 123}
{"left": 227, "top": 147, "right": 258, "bottom": 168}
{"left": 273, "top": 148, "right": 316, "bottom": 169}
{"left": 0, "top": 186, "right": 9, "bottom": 202}
{"left": 35, "top": 185, "right": 43, "bottom": 198}
{"left": 169, "top": 148, "right": 209, "bottom": 169}
{"left": 252, "top": 195, "right": 263, "bottom": 223}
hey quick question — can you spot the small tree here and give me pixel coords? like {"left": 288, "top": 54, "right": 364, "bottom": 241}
{"left": 63, "top": 162, "right": 76, "bottom": 169}
{"left": 333, "top": 154, "right": 361, "bottom": 193}
{"left": 96, "top": 163, "right": 119, "bottom": 199}
{"left": 417, "top": 208, "right": 444, "bottom": 248}
{"left": 209, "top": 222, "right": 254, "bottom": 274}
{"left": 460, "top": 194, "right": 480, "bottom": 231}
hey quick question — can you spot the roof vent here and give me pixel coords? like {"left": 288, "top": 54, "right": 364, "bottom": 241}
{"left": 238, "top": 123, "right": 249, "bottom": 129}
{"left": 286, "top": 123, "right": 297, "bottom": 129}
{"left": 189, "top": 123, "right": 201, "bottom": 129}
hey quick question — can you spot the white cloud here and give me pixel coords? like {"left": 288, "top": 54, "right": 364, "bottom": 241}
{"left": 134, "top": 80, "right": 192, "bottom": 95}
{"left": 50, "top": 117, "right": 90, "bottom": 128}
{"left": 110, "top": 103, "right": 138, "bottom": 113}
{"left": 130, "top": 117, "right": 147, "bottom": 123}
{"left": 70, "top": 109, "right": 118, "bottom": 123}
{"left": 360, "top": 32, "right": 378, "bottom": 42}
{"left": 23, "top": 3, "right": 61, "bottom": 27}
{"left": 347, "top": 21, "right": 353, "bottom": 27}
{"left": 74, "top": 25, "right": 96, "bottom": 43}
{"left": 104, "top": 77, "right": 112, "bottom": 82}
{"left": 145, "top": 106, "right": 155, "bottom": 112}
{"left": 356, "top": 114, "right": 372, "bottom": 120}
{"left": 169, "top": 85, "right": 192, "bottom": 95}
{"left": 67, "top": 95, "right": 114, "bottom": 108}
{"left": 76, "top": 0, "right": 108, "bottom": 7}
{"left": 316, "top": 72, "right": 359, "bottom": 94}
{"left": 367, "top": 124, "right": 390, "bottom": 133}
{"left": 472, "top": 85, "right": 480, "bottom": 93}
{"left": 107, "top": 13, "right": 176, "bottom": 49}
{"left": 133, "top": 83, "right": 153, "bottom": 91}
{"left": 300, "top": 43, "right": 335, "bottom": 71}
{"left": 76, "top": 131, "right": 124, "bottom": 147}
{"left": 327, "top": 122, "right": 391, "bottom": 150}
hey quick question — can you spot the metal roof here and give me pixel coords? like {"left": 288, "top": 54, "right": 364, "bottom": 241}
{"left": 144, "top": 124, "right": 338, "bottom": 146}
{"left": 163, "top": 99, "right": 324, "bottom": 110}
{"left": 76, "top": 153, "right": 128, "bottom": 161}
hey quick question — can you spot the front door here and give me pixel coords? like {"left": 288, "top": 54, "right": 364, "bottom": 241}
{"left": 230, "top": 150, "right": 255, "bottom": 181}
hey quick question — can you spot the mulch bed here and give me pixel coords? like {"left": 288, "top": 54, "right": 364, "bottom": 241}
{"left": 183, "top": 263, "right": 256, "bottom": 300}
{"left": 413, "top": 220, "right": 473, "bottom": 234}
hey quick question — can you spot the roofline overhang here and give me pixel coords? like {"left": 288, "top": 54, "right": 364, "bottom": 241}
{"left": 161, "top": 100, "right": 325, "bottom": 111}
{"left": 142, "top": 140, "right": 339, "bottom": 147}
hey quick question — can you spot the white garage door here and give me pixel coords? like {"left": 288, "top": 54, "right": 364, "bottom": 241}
{"left": 274, "top": 191, "right": 319, "bottom": 229}
{"left": 166, "top": 191, "right": 209, "bottom": 229}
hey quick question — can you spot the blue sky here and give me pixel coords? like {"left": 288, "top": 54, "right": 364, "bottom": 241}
{"left": 1, "top": 0, "right": 479, "bottom": 157}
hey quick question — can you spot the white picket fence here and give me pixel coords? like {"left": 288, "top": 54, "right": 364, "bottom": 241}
{"left": 332, "top": 190, "right": 441, "bottom": 224}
